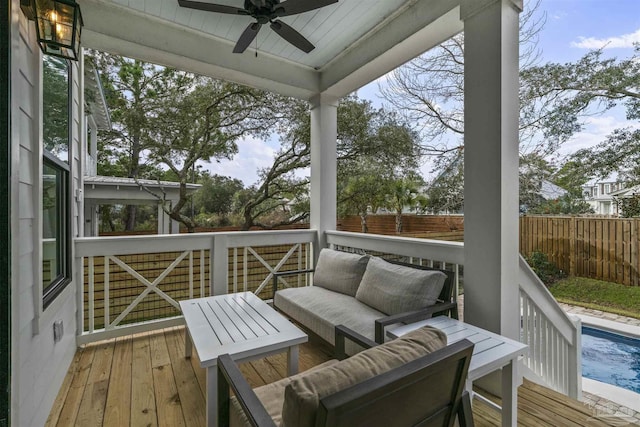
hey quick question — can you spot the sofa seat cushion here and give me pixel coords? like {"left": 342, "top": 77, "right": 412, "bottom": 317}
{"left": 281, "top": 325, "right": 447, "bottom": 427}
{"left": 312, "top": 249, "right": 369, "bottom": 296}
{"left": 274, "top": 286, "right": 385, "bottom": 345}
{"left": 355, "top": 256, "right": 447, "bottom": 315}
{"left": 230, "top": 359, "right": 339, "bottom": 427}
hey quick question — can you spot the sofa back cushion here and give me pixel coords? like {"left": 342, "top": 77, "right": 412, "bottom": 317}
{"left": 313, "top": 249, "right": 369, "bottom": 297}
{"left": 281, "top": 325, "right": 447, "bottom": 427}
{"left": 355, "top": 256, "right": 447, "bottom": 315}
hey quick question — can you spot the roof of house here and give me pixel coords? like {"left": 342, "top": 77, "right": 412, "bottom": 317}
{"left": 83, "top": 175, "right": 201, "bottom": 203}
{"left": 610, "top": 184, "right": 640, "bottom": 198}
{"left": 84, "top": 175, "right": 200, "bottom": 189}
{"left": 584, "top": 173, "right": 620, "bottom": 187}
{"left": 540, "top": 180, "right": 567, "bottom": 200}
{"left": 84, "top": 60, "right": 111, "bottom": 130}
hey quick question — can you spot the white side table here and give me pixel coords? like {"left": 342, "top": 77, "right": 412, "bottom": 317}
{"left": 388, "top": 316, "right": 528, "bottom": 427}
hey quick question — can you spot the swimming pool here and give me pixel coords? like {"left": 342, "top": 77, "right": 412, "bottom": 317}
{"left": 582, "top": 325, "right": 640, "bottom": 394}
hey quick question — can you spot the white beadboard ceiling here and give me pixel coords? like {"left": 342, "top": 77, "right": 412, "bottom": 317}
{"left": 110, "top": 0, "right": 408, "bottom": 68}
{"left": 80, "top": 0, "right": 463, "bottom": 99}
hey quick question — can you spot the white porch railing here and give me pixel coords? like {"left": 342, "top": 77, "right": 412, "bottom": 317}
{"left": 74, "top": 229, "right": 582, "bottom": 399}
{"left": 75, "top": 230, "right": 316, "bottom": 345}
{"left": 326, "top": 230, "right": 464, "bottom": 299}
{"left": 519, "top": 255, "right": 582, "bottom": 399}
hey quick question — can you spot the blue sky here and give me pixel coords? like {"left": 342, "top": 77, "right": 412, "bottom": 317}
{"left": 213, "top": 0, "right": 640, "bottom": 186}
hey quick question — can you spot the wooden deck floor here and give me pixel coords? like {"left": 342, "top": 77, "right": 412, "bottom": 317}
{"left": 46, "top": 326, "right": 637, "bottom": 427}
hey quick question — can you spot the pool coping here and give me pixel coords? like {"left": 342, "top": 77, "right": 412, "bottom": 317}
{"left": 575, "top": 313, "right": 640, "bottom": 413}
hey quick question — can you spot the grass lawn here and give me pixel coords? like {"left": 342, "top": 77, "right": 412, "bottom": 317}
{"left": 549, "top": 277, "right": 640, "bottom": 320}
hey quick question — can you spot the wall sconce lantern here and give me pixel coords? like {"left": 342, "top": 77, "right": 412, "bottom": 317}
{"left": 21, "top": 0, "right": 84, "bottom": 61}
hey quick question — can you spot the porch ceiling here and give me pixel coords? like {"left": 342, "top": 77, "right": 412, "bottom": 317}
{"left": 79, "top": 0, "right": 463, "bottom": 99}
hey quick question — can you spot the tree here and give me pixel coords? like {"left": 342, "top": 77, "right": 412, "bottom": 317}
{"left": 424, "top": 151, "right": 464, "bottom": 214}
{"left": 614, "top": 194, "right": 640, "bottom": 218}
{"left": 519, "top": 153, "right": 555, "bottom": 212}
{"left": 236, "top": 134, "right": 310, "bottom": 230}
{"left": 91, "top": 51, "right": 290, "bottom": 232}
{"left": 234, "top": 100, "right": 311, "bottom": 230}
{"left": 339, "top": 160, "right": 389, "bottom": 232}
{"left": 90, "top": 53, "right": 181, "bottom": 230}
{"left": 336, "top": 100, "right": 423, "bottom": 225}
{"left": 42, "top": 56, "right": 70, "bottom": 158}
{"left": 192, "top": 173, "right": 244, "bottom": 218}
{"left": 386, "top": 177, "right": 426, "bottom": 232}
{"left": 235, "top": 96, "right": 424, "bottom": 230}
{"left": 379, "top": 1, "right": 548, "bottom": 156}
{"left": 143, "top": 77, "right": 288, "bottom": 231}
{"left": 538, "top": 45, "right": 640, "bottom": 187}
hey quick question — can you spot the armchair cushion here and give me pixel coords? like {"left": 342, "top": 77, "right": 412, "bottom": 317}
{"left": 229, "top": 360, "right": 339, "bottom": 427}
{"left": 355, "top": 256, "right": 447, "bottom": 315}
{"left": 281, "top": 325, "right": 447, "bottom": 427}
{"left": 312, "top": 248, "right": 369, "bottom": 296}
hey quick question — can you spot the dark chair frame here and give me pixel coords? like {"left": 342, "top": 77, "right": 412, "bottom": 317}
{"left": 218, "top": 324, "right": 475, "bottom": 427}
{"left": 272, "top": 258, "right": 458, "bottom": 344}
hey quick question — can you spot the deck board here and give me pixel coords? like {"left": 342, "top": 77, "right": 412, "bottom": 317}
{"left": 46, "top": 326, "right": 638, "bottom": 427}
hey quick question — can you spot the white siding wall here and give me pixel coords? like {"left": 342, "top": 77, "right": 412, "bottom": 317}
{"left": 10, "top": 1, "right": 80, "bottom": 425}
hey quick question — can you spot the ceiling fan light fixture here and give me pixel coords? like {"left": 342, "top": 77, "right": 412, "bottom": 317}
{"left": 178, "top": 0, "right": 339, "bottom": 54}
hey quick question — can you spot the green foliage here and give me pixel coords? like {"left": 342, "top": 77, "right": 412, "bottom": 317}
{"left": 614, "top": 194, "right": 640, "bottom": 218}
{"left": 424, "top": 152, "right": 464, "bottom": 214}
{"left": 549, "top": 277, "right": 640, "bottom": 320}
{"left": 528, "top": 194, "right": 593, "bottom": 215}
{"left": 525, "top": 252, "right": 566, "bottom": 285}
{"left": 42, "top": 56, "right": 69, "bottom": 159}
{"left": 192, "top": 173, "right": 244, "bottom": 217}
{"left": 385, "top": 177, "right": 426, "bottom": 232}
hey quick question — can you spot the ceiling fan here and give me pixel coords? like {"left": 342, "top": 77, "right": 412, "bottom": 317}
{"left": 178, "top": 0, "right": 338, "bottom": 54}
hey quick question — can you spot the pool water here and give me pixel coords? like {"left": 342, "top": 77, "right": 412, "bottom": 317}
{"left": 582, "top": 326, "right": 640, "bottom": 394}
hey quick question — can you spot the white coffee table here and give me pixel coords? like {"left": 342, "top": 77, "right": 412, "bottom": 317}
{"left": 388, "top": 316, "right": 528, "bottom": 427}
{"left": 180, "top": 292, "right": 308, "bottom": 427}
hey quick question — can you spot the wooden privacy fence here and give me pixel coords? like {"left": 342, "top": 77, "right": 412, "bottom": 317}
{"left": 337, "top": 214, "right": 464, "bottom": 234}
{"left": 520, "top": 216, "right": 640, "bottom": 286}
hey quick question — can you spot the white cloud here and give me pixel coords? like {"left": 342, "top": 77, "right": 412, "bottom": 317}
{"left": 202, "top": 136, "right": 277, "bottom": 186}
{"left": 571, "top": 28, "right": 640, "bottom": 49}
{"left": 560, "top": 115, "right": 640, "bottom": 156}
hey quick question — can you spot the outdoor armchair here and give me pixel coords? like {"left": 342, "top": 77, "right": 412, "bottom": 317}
{"left": 217, "top": 324, "right": 475, "bottom": 427}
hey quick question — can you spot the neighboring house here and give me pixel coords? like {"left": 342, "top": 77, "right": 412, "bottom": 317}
{"left": 582, "top": 174, "right": 626, "bottom": 215}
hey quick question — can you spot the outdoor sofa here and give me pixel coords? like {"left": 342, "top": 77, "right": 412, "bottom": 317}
{"left": 273, "top": 248, "right": 458, "bottom": 350}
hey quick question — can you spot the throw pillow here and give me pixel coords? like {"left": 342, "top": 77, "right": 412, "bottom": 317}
{"left": 313, "top": 248, "right": 369, "bottom": 297}
{"left": 355, "top": 256, "right": 446, "bottom": 315}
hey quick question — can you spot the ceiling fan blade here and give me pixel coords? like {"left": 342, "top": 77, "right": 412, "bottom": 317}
{"left": 233, "top": 23, "right": 262, "bottom": 53}
{"left": 275, "top": 0, "right": 338, "bottom": 17}
{"left": 270, "top": 20, "right": 315, "bottom": 53}
{"left": 177, "top": 0, "right": 248, "bottom": 15}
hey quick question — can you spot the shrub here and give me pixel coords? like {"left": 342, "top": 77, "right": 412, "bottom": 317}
{"left": 525, "top": 251, "right": 566, "bottom": 285}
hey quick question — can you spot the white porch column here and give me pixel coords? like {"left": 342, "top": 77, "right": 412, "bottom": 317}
{"left": 157, "top": 201, "right": 171, "bottom": 235}
{"left": 170, "top": 200, "right": 180, "bottom": 234}
{"left": 309, "top": 94, "right": 338, "bottom": 251}
{"left": 462, "top": 0, "right": 522, "bottom": 340}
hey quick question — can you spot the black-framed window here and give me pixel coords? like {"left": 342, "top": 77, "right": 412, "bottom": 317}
{"left": 42, "top": 55, "right": 71, "bottom": 308}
